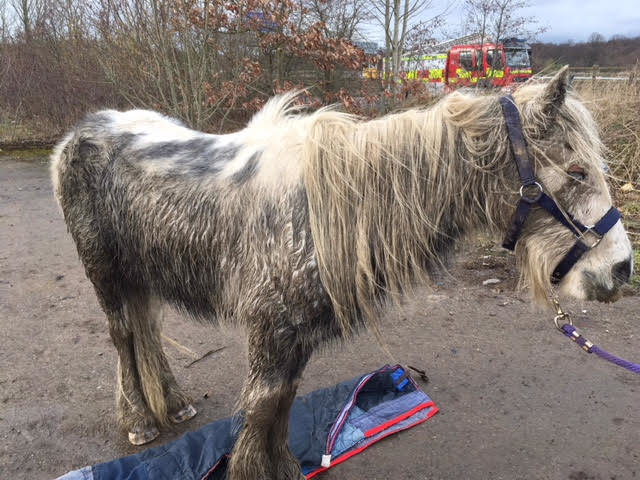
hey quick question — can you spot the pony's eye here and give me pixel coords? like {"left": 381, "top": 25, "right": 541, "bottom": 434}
{"left": 564, "top": 142, "right": 574, "bottom": 152}
{"left": 567, "top": 164, "right": 586, "bottom": 181}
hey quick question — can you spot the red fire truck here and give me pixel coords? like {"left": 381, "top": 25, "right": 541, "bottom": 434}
{"left": 400, "top": 35, "right": 533, "bottom": 90}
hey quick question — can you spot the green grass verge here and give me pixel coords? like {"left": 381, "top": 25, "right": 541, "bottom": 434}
{"left": 0, "top": 148, "right": 52, "bottom": 159}
{"left": 633, "top": 249, "right": 640, "bottom": 288}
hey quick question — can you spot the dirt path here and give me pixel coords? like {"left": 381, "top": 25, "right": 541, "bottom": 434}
{"left": 1, "top": 157, "right": 639, "bottom": 480}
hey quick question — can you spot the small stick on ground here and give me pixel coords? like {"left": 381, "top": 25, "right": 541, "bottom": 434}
{"left": 185, "top": 347, "right": 227, "bottom": 368}
{"left": 407, "top": 365, "right": 429, "bottom": 384}
{"left": 161, "top": 334, "right": 198, "bottom": 359}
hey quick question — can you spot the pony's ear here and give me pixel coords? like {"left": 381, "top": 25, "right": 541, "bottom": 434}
{"left": 537, "top": 65, "right": 570, "bottom": 117}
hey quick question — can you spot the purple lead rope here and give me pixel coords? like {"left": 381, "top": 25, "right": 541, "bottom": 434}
{"left": 560, "top": 323, "right": 640, "bottom": 375}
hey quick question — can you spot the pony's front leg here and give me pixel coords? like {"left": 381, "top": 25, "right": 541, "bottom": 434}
{"left": 228, "top": 321, "right": 311, "bottom": 480}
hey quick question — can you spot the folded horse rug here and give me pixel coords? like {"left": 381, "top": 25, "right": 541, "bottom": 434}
{"left": 58, "top": 365, "right": 438, "bottom": 480}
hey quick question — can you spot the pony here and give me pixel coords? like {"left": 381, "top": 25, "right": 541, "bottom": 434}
{"left": 51, "top": 67, "right": 633, "bottom": 479}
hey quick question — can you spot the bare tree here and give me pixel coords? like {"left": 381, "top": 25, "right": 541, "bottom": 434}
{"left": 369, "top": 0, "right": 446, "bottom": 88}
{"left": 9, "top": 0, "right": 47, "bottom": 40}
{"left": 303, "top": 0, "right": 371, "bottom": 40}
{"left": 0, "top": 0, "right": 11, "bottom": 95}
{"left": 47, "top": 0, "right": 92, "bottom": 40}
{"left": 92, "top": 0, "right": 224, "bottom": 130}
{"left": 463, "top": 0, "right": 545, "bottom": 45}
{"left": 0, "top": 0, "right": 10, "bottom": 39}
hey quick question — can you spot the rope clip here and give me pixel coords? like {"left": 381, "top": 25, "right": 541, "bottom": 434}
{"left": 552, "top": 298, "right": 572, "bottom": 331}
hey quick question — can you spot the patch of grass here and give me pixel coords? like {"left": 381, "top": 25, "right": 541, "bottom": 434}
{"left": 0, "top": 121, "right": 37, "bottom": 141}
{"left": 0, "top": 148, "right": 52, "bottom": 159}
{"left": 621, "top": 200, "right": 640, "bottom": 217}
{"left": 577, "top": 77, "right": 640, "bottom": 189}
{"left": 0, "top": 112, "right": 62, "bottom": 145}
{"left": 633, "top": 249, "right": 640, "bottom": 288}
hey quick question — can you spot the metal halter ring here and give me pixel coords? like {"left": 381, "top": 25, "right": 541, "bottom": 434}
{"left": 519, "top": 182, "right": 543, "bottom": 203}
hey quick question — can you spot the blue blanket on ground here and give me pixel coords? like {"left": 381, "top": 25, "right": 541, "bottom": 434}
{"left": 57, "top": 365, "right": 438, "bottom": 480}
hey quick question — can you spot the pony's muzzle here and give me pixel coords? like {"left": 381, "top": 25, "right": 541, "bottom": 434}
{"left": 611, "top": 258, "right": 633, "bottom": 287}
{"left": 581, "top": 257, "right": 633, "bottom": 303}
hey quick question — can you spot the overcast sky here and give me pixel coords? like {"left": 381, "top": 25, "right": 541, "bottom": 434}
{"left": 519, "top": 0, "right": 640, "bottom": 42}
{"left": 364, "top": 0, "right": 640, "bottom": 45}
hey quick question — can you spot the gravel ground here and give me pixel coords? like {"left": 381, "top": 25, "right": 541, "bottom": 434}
{"left": 1, "top": 157, "right": 639, "bottom": 480}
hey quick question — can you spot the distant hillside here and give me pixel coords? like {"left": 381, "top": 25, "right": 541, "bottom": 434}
{"left": 532, "top": 36, "right": 640, "bottom": 70}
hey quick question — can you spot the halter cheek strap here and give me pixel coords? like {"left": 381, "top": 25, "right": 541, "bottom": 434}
{"left": 499, "top": 95, "right": 622, "bottom": 284}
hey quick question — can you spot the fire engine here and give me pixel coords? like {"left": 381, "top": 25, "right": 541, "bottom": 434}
{"left": 373, "top": 34, "right": 533, "bottom": 90}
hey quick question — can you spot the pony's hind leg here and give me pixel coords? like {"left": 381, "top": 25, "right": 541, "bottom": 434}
{"left": 76, "top": 261, "right": 194, "bottom": 444}
{"left": 105, "top": 302, "right": 160, "bottom": 445}
{"left": 125, "top": 296, "right": 196, "bottom": 434}
{"left": 106, "top": 293, "right": 196, "bottom": 445}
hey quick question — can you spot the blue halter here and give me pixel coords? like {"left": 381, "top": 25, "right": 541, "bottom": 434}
{"left": 499, "top": 95, "right": 622, "bottom": 284}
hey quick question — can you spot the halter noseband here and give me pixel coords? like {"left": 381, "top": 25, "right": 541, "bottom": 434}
{"left": 499, "top": 95, "right": 622, "bottom": 284}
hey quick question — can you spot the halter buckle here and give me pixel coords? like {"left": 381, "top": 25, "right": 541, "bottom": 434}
{"left": 579, "top": 225, "right": 603, "bottom": 248}
{"left": 519, "top": 182, "right": 543, "bottom": 203}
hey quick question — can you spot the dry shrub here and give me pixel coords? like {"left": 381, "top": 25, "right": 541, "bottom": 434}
{"left": 0, "top": 36, "right": 121, "bottom": 143}
{"left": 575, "top": 70, "right": 640, "bottom": 187}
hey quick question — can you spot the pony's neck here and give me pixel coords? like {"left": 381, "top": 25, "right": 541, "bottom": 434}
{"left": 304, "top": 96, "right": 513, "bottom": 331}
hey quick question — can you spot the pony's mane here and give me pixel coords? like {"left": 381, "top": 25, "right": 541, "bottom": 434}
{"left": 302, "top": 83, "right": 603, "bottom": 333}
{"left": 246, "top": 90, "right": 309, "bottom": 131}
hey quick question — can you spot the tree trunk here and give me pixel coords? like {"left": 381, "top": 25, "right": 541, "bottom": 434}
{"left": 384, "top": 0, "right": 392, "bottom": 89}
{"left": 20, "top": 0, "right": 31, "bottom": 41}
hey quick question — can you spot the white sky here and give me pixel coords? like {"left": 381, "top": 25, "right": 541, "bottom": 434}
{"left": 362, "top": 0, "right": 640, "bottom": 45}
{"left": 520, "top": 0, "right": 640, "bottom": 42}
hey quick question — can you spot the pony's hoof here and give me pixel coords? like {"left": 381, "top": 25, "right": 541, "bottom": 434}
{"left": 128, "top": 426, "right": 160, "bottom": 445}
{"left": 170, "top": 404, "right": 197, "bottom": 424}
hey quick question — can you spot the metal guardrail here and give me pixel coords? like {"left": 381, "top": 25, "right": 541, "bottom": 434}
{"left": 537, "top": 76, "right": 630, "bottom": 81}
{"left": 538, "top": 65, "right": 638, "bottom": 83}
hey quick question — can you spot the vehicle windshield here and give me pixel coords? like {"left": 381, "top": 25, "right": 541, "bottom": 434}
{"left": 505, "top": 48, "right": 531, "bottom": 68}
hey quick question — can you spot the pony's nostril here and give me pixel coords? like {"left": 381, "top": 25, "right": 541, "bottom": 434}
{"left": 612, "top": 258, "right": 632, "bottom": 286}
